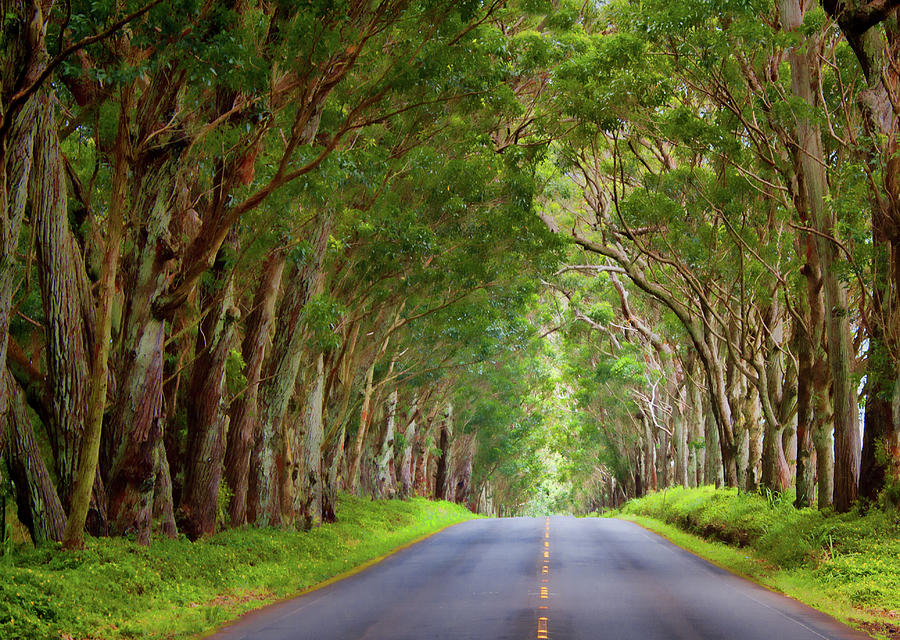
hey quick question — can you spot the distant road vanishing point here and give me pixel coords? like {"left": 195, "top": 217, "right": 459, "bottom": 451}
{"left": 209, "top": 517, "right": 869, "bottom": 640}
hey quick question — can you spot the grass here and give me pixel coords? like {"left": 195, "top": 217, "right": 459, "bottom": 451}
{"left": 0, "top": 495, "right": 477, "bottom": 640}
{"left": 609, "top": 486, "right": 900, "bottom": 639}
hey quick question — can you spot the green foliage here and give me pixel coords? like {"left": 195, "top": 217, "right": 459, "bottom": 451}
{"left": 302, "top": 294, "right": 345, "bottom": 352}
{"left": 0, "top": 497, "right": 476, "bottom": 640}
{"left": 224, "top": 349, "right": 247, "bottom": 397}
{"left": 618, "top": 487, "right": 900, "bottom": 613}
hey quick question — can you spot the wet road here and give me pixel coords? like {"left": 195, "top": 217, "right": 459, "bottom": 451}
{"left": 209, "top": 517, "right": 869, "bottom": 640}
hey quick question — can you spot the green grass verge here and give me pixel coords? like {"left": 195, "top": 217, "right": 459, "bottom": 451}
{"left": 609, "top": 486, "right": 900, "bottom": 639}
{"left": 0, "top": 495, "right": 477, "bottom": 640}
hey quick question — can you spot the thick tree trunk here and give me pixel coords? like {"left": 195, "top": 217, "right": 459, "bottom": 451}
{"left": 32, "top": 91, "right": 110, "bottom": 536}
{"left": 2, "top": 370, "right": 65, "bottom": 543}
{"left": 451, "top": 433, "right": 476, "bottom": 504}
{"left": 744, "top": 393, "right": 762, "bottom": 492}
{"left": 795, "top": 314, "right": 816, "bottom": 508}
{"left": 813, "top": 385, "right": 835, "bottom": 508}
{"left": 33, "top": 91, "right": 91, "bottom": 506}
{"left": 63, "top": 84, "right": 134, "bottom": 548}
{"left": 298, "top": 353, "right": 325, "bottom": 529}
{"left": 782, "top": 0, "right": 859, "bottom": 511}
{"left": 434, "top": 404, "right": 453, "bottom": 500}
{"left": 153, "top": 439, "right": 177, "bottom": 538}
{"left": 225, "top": 250, "right": 285, "bottom": 525}
{"left": 375, "top": 388, "right": 398, "bottom": 499}
{"left": 0, "top": 1, "right": 46, "bottom": 410}
{"left": 178, "top": 236, "right": 238, "bottom": 539}
{"left": 703, "top": 393, "right": 724, "bottom": 487}
{"left": 688, "top": 374, "right": 703, "bottom": 487}
{"left": 398, "top": 394, "right": 418, "bottom": 499}
{"left": 321, "top": 422, "right": 345, "bottom": 523}
{"left": 348, "top": 361, "right": 376, "bottom": 494}
{"left": 708, "top": 356, "right": 739, "bottom": 486}
{"left": 105, "top": 153, "right": 182, "bottom": 544}
{"left": 759, "top": 306, "right": 792, "bottom": 494}
{"left": 674, "top": 401, "right": 688, "bottom": 488}
{"left": 253, "top": 210, "right": 332, "bottom": 526}
{"left": 825, "top": 0, "right": 900, "bottom": 508}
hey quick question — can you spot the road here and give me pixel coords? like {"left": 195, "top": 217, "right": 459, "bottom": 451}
{"left": 210, "top": 517, "right": 869, "bottom": 640}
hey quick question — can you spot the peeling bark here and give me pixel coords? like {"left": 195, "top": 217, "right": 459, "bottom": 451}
{"left": 434, "top": 404, "right": 452, "bottom": 500}
{"left": 375, "top": 388, "right": 398, "bottom": 499}
{"left": 225, "top": 249, "right": 285, "bottom": 525}
{"left": 2, "top": 369, "right": 65, "bottom": 543}
{"left": 298, "top": 353, "right": 325, "bottom": 529}
{"left": 253, "top": 209, "right": 332, "bottom": 526}
{"left": 178, "top": 234, "right": 238, "bottom": 539}
{"left": 397, "top": 394, "right": 418, "bottom": 499}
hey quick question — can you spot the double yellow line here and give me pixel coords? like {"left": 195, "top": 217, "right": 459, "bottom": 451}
{"left": 537, "top": 517, "right": 550, "bottom": 639}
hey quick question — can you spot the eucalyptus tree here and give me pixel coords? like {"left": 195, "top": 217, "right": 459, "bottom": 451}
{"left": 820, "top": 0, "right": 900, "bottom": 505}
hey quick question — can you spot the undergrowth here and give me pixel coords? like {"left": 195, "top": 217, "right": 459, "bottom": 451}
{"left": 614, "top": 486, "right": 900, "bottom": 638}
{"left": 0, "top": 496, "right": 476, "bottom": 640}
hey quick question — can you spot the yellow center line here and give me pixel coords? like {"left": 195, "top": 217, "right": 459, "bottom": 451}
{"left": 538, "top": 520, "right": 551, "bottom": 639}
{"left": 538, "top": 616, "right": 549, "bottom": 639}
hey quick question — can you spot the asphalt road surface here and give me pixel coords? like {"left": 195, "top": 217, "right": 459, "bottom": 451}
{"left": 210, "top": 517, "right": 869, "bottom": 640}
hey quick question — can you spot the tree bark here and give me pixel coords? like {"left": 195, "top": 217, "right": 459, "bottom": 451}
{"left": 434, "top": 404, "right": 453, "bottom": 500}
{"left": 348, "top": 360, "right": 377, "bottom": 494}
{"left": 782, "top": 0, "right": 860, "bottom": 511}
{"left": 795, "top": 313, "right": 816, "bottom": 508}
{"left": 298, "top": 353, "right": 325, "bottom": 529}
{"left": 824, "top": 2, "right": 900, "bottom": 505}
{"left": 252, "top": 209, "right": 333, "bottom": 525}
{"left": 375, "top": 388, "right": 399, "bottom": 499}
{"left": 225, "top": 249, "right": 285, "bottom": 525}
{"left": 2, "top": 369, "right": 65, "bottom": 543}
{"left": 104, "top": 151, "right": 182, "bottom": 544}
{"left": 704, "top": 392, "right": 724, "bottom": 487}
{"left": 32, "top": 90, "right": 109, "bottom": 529}
{"left": 62, "top": 83, "right": 132, "bottom": 548}
{"left": 177, "top": 234, "right": 238, "bottom": 539}
{"left": 0, "top": 0, "right": 44, "bottom": 427}
{"left": 397, "top": 394, "right": 418, "bottom": 499}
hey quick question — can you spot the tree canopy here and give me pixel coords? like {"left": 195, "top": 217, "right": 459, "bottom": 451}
{"left": 1, "top": 0, "right": 899, "bottom": 547}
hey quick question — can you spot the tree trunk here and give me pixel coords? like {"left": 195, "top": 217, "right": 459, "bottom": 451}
{"left": 298, "top": 353, "right": 325, "bottom": 529}
{"left": 745, "top": 393, "right": 763, "bottom": 492}
{"left": 781, "top": 0, "right": 859, "bottom": 511}
{"left": 153, "top": 439, "right": 177, "bottom": 538}
{"left": 348, "top": 361, "right": 376, "bottom": 494}
{"left": 375, "top": 388, "right": 398, "bottom": 499}
{"left": 674, "top": 395, "right": 688, "bottom": 487}
{"left": 398, "top": 394, "right": 418, "bottom": 499}
{"left": 253, "top": 209, "right": 333, "bottom": 526}
{"left": 790, "top": 215, "right": 827, "bottom": 507}
{"left": 451, "top": 433, "right": 476, "bottom": 505}
{"left": 688, "top": 373, "right": 703, "bottom": 487}
{"left": 825, "top": 0, "right": 900, "bottom": 509}
{"left": 177, "top": 235, "right": 238, "bottom": 539}
{"left": 105, "top": 152, "right": 182, "bottom": 544}
{"left": 0, "top": 1, "right": 46, "bottom": 413}
{"left": 63, "top": 84, "right": 133, "bottom": 548}
{"left": 434, "top": 404, "right": 453, "bottom": 500}
{"left": 704, "top": 392, "right": 724, "bottom": 487}
{"left": 2, "top": 370, "right": 66, "bottom": 543}
{"left": 321, "top": 422, "right": 345, "bottom": 523}
{"left": 32, "top": 90, "right": 91, "bottom": 507}
{"left": 224, "top": 250, "right": 285, "bottom": 525}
